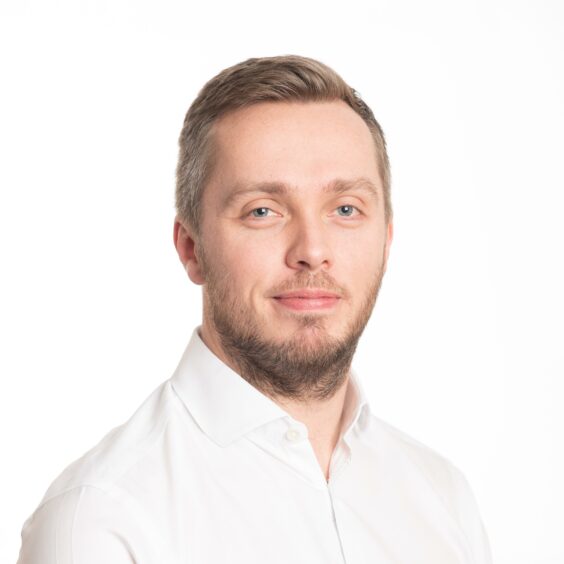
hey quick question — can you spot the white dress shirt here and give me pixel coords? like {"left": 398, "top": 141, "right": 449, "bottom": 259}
{"left": 17, "top": 328, "right": 493, "bottom": 564}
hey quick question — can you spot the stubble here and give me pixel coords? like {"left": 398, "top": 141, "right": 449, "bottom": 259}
{"left": 199, "top": 248, "right": 385, "bottom": 403}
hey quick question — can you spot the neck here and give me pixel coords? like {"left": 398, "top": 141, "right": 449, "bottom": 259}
{"left": 274, "top": 377, "right": 351, "bottom": 480}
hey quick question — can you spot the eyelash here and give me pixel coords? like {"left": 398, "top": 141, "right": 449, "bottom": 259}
{"left": 246, "top": 205, "right": 361, "bottom": 219}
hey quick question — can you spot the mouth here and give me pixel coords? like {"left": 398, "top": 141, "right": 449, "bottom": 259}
{"left": 272, "top": 289, "right": 342, "bottom": 312}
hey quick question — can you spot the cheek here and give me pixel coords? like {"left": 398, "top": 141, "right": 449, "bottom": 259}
{"left": 212, "top": 235, "right": 280, "bottom": 298}
{"left": 334, "top": 239, "right": 384, "bottom": 289}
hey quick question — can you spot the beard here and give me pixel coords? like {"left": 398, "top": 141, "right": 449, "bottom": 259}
{"left": 199, "top": 249, "right": 385, "bottom": 403}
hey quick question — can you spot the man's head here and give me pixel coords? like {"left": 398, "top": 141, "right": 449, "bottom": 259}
{"left": 174, "top": 56, "right": 393, "bottom": 402}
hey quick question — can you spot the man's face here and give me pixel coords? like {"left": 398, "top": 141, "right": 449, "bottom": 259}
{"left": 184, "top": 100, "right": 392, "bottom": 398}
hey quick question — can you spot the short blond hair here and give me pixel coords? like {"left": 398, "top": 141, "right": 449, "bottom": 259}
{"left": 176, "top": 55, "right": 391, "bottom": 232}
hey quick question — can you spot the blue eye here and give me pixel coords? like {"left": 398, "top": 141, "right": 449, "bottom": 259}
{"left": 251, "top": 207, "right": 271, "bottom": 218}
{"left": 337, "top": 205, "right": 356, "bottom": 217}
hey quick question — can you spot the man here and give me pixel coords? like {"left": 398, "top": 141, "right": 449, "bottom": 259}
{"left": 18, "top": 55, "right": 492, "bottom": 563}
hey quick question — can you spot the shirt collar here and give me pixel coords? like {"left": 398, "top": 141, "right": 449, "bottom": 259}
{"left": 170, "top": 327, "right": 371, "bottom": 447}
{"left": 342, "top": 364, "right": 371, "bottom": 439}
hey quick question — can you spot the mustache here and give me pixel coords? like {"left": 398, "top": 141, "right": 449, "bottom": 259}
{"left": 268, "top": 271, "right": 349, "bottom": 299}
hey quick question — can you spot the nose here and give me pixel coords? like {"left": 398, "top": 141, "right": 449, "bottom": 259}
{"left": 285, "top": 216, "right": 333, "bottom": 273}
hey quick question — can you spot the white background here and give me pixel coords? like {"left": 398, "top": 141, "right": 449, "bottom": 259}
{"left": 1, "top": 1, "right": 562, "bottom": 562}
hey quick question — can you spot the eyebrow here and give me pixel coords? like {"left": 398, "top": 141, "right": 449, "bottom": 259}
{"left": 221, "top": 177, "right": 379, "bottom": 209}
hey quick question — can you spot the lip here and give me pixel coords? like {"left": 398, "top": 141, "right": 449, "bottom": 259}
{"left": 274, "top": 289, "right": 341, "bottom": 299}
{"left": 272, "top": 289, "right": 342, "bottom": 311}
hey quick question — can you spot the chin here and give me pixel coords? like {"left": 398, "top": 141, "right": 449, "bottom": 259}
{"left": 290, "top": 319, "right": 343, "bottom": 344}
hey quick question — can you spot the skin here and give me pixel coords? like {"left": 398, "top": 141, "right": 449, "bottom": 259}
{"left": 174, "top": 100, "right": 393, "bottom": 479}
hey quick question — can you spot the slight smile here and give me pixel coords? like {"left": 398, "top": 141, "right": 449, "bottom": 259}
{"left": 273, "top": 289, "right": 342, "bottom": 311}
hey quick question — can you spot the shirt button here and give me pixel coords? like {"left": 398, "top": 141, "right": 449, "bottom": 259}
{"left": 285, "top": 429, "right": 301, "bottom": 442}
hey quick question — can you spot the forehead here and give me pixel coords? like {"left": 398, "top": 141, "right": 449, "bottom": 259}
{"left": 205, "top": 100, "right": 381, "bottom": 201}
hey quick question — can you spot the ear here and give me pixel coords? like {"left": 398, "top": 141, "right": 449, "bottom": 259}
{"left": 173, "top": 218, "right": 205, "bottom": 285}
{"left": 382, "top": 218, "right": 394, "bottom": 273}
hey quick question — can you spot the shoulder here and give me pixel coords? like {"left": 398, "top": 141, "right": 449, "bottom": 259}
{"left": 17, "top": 380, "right": 181, "bottom": 563}
{"left": 362, "top": 413, "right": 493, "bottom": 562}
{"left": 362, "top": 413, "right": 476, "bottom": 510}
{"left": 37, "top": 379, "right": 177, "bottom": 512}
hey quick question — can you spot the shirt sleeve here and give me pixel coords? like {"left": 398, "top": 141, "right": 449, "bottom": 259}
{"left": 448, "top": 464, "right": 494, "bottom": 564}
{"left": 17, "top": 487, "right": 137, "bottom": 564}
